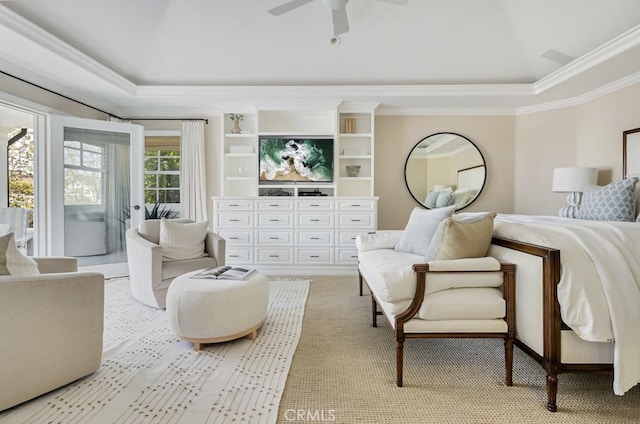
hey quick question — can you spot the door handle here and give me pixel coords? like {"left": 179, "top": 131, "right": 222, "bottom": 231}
{"left": 132, "top": 205, "right": 141, "bottom": 210}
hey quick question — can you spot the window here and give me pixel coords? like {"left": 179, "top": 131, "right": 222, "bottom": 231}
{"left": 144, "top": 136, "right": 180, "bottom": 204}
{"left": 63, "top": 141, "right": 104, "bottom": 205}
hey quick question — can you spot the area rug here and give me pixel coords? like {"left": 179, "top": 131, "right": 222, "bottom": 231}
{"left": 0, "top": 278, "right": 309, "bottom": 424}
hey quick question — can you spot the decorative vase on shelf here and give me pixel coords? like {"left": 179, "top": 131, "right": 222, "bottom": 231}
{"left": 230, "top": 114, "right": 244, "bottom": 134}
{"left": 346, "top": 165, "right": 361, "bottom": 177}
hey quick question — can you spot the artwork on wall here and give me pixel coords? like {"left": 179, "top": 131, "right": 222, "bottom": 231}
{"left": 623, "top": 127, "right": 640, "bottom": 178}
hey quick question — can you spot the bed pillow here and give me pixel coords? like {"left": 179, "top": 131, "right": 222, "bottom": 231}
{"left": 394, "top": 206, "right": 456, "bottom": 256}
{"left": 0, "top": 232, "right": 39, "bottom": 276}
{"left": 435, "top": 190, "right": 454, "bottom": 208}
{"left": 577, "top": 178, "right": 638, "bottom": 222}
{"left": 159, "top": 218, "right": 209, "bottom": 261}
{"left": 424, "top": 191, "right": 440, "bottom": 208}
{"left": 430, "top": 212, "right": 497, "bottom": 261}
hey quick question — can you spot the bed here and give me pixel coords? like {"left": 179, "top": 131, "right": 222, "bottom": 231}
{"left": 487, "top": 214, "right": 640, "bottom": 411}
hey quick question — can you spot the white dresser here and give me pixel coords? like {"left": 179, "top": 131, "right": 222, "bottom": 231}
{"left": 213, "top": 196, "right": 378, "bottom": 274}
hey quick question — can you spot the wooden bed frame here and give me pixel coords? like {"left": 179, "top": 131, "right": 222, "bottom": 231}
{"left": 490, "top": 236, "right": 613, "bottom": 412}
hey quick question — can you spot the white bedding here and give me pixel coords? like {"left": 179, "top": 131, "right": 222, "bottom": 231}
{"left": 493, "top": 214, "right": 640, "bottom": 395}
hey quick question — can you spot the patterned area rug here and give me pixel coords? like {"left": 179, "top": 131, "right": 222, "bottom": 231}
{"left": 0, "top": 278, "right": 309, "bottom": 424}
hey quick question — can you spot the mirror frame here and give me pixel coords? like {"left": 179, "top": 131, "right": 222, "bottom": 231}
{"left": 623, "top": 127, "right": 640, "bottom": 178}
{"left": 403, "top": 132, "right": 487, "bottom": 210}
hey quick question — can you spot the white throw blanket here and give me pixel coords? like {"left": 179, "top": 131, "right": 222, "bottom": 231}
{"left": 493, "top": 214, "right": 640, "bottom": 395}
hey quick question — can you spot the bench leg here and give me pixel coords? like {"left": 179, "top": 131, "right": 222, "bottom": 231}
{"left": 371, "top": 295, "right": 378, "bottom": 327}
{"left": 504, "top": 336, "right": 513, "bottom": 386}
{"left": 396, "top": 334, "right": 404, "bottom": 387}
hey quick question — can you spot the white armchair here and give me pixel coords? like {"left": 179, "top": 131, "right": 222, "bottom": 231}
{"left": 0, "top": 257, "right": 104, "bottom": 411}
{"left": 126, "top": 219, "right": 225, "bottom": 309}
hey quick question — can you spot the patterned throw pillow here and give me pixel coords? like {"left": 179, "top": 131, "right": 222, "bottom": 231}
{"left": 576, "top": 178, "right": 638, "bottom": 221}
{"left": 424, "top": 191, "right": 440, "bottom": 208}
{"left": 435, "top": 190, "right": 454, "bottom": 208}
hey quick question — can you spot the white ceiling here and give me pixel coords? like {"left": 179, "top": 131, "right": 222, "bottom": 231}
{"left": 1, "top": 0, "right": 640, "bottom": 116}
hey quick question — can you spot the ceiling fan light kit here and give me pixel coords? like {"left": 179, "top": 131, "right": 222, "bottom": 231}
{"left": 268, "top": 0, "right": 408, "bottom": 38}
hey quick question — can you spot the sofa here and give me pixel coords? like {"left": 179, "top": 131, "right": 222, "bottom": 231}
{"left": 356, "top": 229, "right": 516, "bottom": 387}
{"left": 0, "top": 257, "right": 104, "bottom": 411}
{"left": 126, "top": 219, "right": 225, "bottom": 309}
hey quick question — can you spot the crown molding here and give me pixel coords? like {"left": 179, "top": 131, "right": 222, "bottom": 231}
{"left": 0, "top": 3, "right": 136, "bottom": 95}
{"left": 376, "top": 107, "right": 517, "bottom": 116}
{"left": 534, "top": 23, "right": 640, "bottom": 94}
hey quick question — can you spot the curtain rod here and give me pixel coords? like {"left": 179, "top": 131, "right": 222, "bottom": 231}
{"left": 1, "top": 70, "right": 209, "bottom": 125}
{"left": 0, "top": 69, "right": 124, "bottom": 119}
{"left": 128, "top": 118, "right": 209, "bottom": 124}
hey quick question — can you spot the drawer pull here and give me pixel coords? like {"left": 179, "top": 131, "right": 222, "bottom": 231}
{"left": 310, "top": 204, "right": 320, "bottom": 207}
{"left": 310, "top": 255, "right": 320, "bottom": 258}
{"left": 350, "top": 237, "right": 356, "bottom": 240}
{"left": 229, "top": 237, "right": 239, "bottom": 240}
{"left": 310, "top": 219, "right": 320, "bottom": 222}
{"left": 269, "top": 204, "right": 280, "bottom": 207}
{"left": 351, "top": 204, "right": 361, "bottom": 207}
{"left": 229, "top": 204, "right": 239, "bottom": 207}
{"left": 269, "top": 237, "right": 280, "bottom": 240}
{"left": 269, "top": 255, "right": 280, "bottom": 258}
{"left": 229, "top": 219, "right": 240, "bottom": 222}
{"left": 310, "top": 237, "right": 320, "bottom": 240}
{"left": 351, "top": 219, "right": 361, "bottom": 222}
{"left": 229, "top": 254, "right": 239, "bottom": 258}
{"left": 350, "top": 255, "right": 358, "bottom": 258}
{"left": 269, "top": 219, "right": 280, "bottom": 222}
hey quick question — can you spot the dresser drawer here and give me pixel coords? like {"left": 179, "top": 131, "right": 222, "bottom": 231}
{"left": 335, "top": 200, "right": 374, "bottom": 211}
{"left": 295, "top": 199, "right": 334, "bottom": 211}
{"left": 215, "top": 199, "right": 254, "bottom": 211}
{"left": 296, "top": 230, "right": 333, "bottom": 246}
{"left": 257, "top": 212, "right": 293, "bottom": 227}
{"left": 226, "top": 247, "right": 252, "bottom": 264}
{"left": 256, "top": 230, "right": 293, "bottom": 245}
{"left": 256, "top": 248, "right": 294, "bottom": 264}
{"left": 297, "top": 249, "right": 333, "bottom": 264}
{"left": 297, "top": 212, "right": 333, "bottom": 228}
{"left": 216, "top": 212, "right": 253, "bottom": 228}
{"left": 336, "top": 230, "right": 370, "bottom": 246}
{"left": 335, "top": 248, "right": 360, "bottom": 264}
{"left": 256, "top": 199, "right": 294, "bottom": 211}
{"left": 337, "top": 213, "right": 374, "bottom": 228}
{"left": 218, "top": 230, "right": 252, "bottom": 246}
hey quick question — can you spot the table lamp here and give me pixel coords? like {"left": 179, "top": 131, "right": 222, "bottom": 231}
{"left": 552, "top": 167, "right": 598, "bottom": 218}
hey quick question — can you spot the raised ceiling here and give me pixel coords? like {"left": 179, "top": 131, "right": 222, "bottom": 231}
{"left": 1, "top": 0, "right": 640, "bottom": 116}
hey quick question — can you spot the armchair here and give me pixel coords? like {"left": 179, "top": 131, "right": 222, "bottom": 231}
{"left": 126, "top": 219, "right": 225, "bottom": 309}
{"left": 0, "top": 207, "right": 33, "bottom": 253}
{"left": 0, "top": 257, "right": 104, "bottom": 411}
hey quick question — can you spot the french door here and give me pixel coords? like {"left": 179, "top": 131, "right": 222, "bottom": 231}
{"left": 50, "top": 116, "right": 145, "bottom": 277}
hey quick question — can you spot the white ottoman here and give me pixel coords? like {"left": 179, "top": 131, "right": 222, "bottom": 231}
{"left": 166, "top": 270, "right": 268, "bottom": 350}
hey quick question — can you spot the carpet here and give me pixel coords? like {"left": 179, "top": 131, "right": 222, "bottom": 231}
{"left": 277, "top": 276, "right": 640, "bottom": 423}
{"left": 0, "top": 278, "right": 309, "bottom": 424}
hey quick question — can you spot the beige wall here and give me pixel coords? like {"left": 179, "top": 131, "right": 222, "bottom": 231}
{"left": 375, "top": 115, "right": 515, "bottom": 229}
{"left": 513, "top": 82, "right": 640, "bottom": 215}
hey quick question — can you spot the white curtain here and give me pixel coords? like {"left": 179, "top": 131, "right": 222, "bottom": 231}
{"left": 180, "top": 120, "right": 207, "bottom": 222}
{"left": 105, "top": 143, "right": 130, "bottom": 254}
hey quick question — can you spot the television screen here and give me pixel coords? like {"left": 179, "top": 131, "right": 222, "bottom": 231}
{"left": 259, "top": 137, "right": 334, "bottom": 183}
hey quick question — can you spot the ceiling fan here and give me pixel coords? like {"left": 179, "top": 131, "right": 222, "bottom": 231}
{"left": 268, "top": 0, "right": 409, "bottom": 37}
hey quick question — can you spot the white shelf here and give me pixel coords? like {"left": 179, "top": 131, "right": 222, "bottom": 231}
{"left": 339, "top": 155, "right": 371, "bottom": 159}
{"left": 339, "top": 177, "right": 372, "bottom": 181}
{"left": 224, "top": 133, "right": 257, "bottom": 138}
{"left": 339, "top": 133, "right": 372, "bottom": 137}
{"left": 226, "top": 177, "right": 254, "bottom": 181}
{"left": 225, "top": 153, "right": 256, "bottom": 158}
{"left": 258, "top": 131, "right": 334, "bottom": 137}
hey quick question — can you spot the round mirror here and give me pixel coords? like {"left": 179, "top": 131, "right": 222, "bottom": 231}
{"left": 404, "top": 132, "right": 486, "bottom": 210}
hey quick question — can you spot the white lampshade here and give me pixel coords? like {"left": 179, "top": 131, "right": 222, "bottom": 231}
{"left": 552, "top": 167, "right": 598, "bottom": 193}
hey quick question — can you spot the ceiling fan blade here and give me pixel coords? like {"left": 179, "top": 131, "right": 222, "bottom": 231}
{"left": 268, "top": 0, "right": 315, "bottom": 16}
{"left": 375, "top": 0, "right": 409, "bottom": 5}
{"left": 332, "top": 7, "right": 349, "bottom": 35}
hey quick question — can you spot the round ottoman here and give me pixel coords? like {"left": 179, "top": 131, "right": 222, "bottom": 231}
{"left": 166, "top": 270, "right": 268, "bottom": 350}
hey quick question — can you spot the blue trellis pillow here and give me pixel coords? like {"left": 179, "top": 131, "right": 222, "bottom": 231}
{"left": 576, "top": 178, "right": 638, "bottom": 221}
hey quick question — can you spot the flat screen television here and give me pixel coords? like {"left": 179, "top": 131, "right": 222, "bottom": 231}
{"left": 259, "top": 137, "right": 334, "bottom": 183}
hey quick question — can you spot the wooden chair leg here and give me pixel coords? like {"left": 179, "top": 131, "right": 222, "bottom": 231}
{"left": 504, "top": 336, "right": 513, "bottom": 386}
{"left": 396, "top": 334, "right": 404, "bottom": 387}
{"left": 358, "top": 272, "right": 363, "bottom": 296}
{"left": 546, "top": 371, "right": 559, "bottom": 412}
{"left": 371, "top": 295, "right": 378, "bottom": 327}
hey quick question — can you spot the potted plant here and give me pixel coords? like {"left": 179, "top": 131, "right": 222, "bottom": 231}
{"left": 229, "top": 114, "right": 244, "bottom": 134}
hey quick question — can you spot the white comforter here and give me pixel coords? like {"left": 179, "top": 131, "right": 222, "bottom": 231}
{"left": 493, "top": 214, "right": 640, "bottom": 395}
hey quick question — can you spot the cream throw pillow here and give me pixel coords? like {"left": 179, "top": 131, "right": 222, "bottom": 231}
{"left": 0, "top": 232, "right": 39, "bottom": 276}
{"left": 159, "top": 218, "right": 209, "bottom": 261}
{"left": 434, "top": 212, "right": 497, "bottom": 260}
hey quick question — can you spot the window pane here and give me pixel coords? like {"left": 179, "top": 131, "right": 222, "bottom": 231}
{"left": 160, "top": 157, "right": 180, "bottom": 171}
{"left": 64, "top": 147, "right": 81, "bottom": 166}
{"left": 158, "top": 174, "right": 180, "bottom": 188}
{"left": 159, "top": 190, "right": 180, "bottom": 203}
{"left": 145, "top": 149, "right": 158, "bottom": 157}
{"left": 83, "top": 151, "right": 102, "bottom": 169}
{"left": 64, "top": 169, "right": 102, "bottom": 205}
{"left": 145, "top": 157, "right": 158, "bottom": 172}
{"left": 145, "top": 190, "right": 157, "bottom": 204}
{"left": 160, "top": 149, "right": 180, "bottom": 157}
{"left": 84, "top": 143, "right": 101, "bottom": 152}
{"left": 145, "top": 174, "right": 157, "bottom": 188}
{"left": 64, "top": 141, "right": 81, "bottom": 149}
